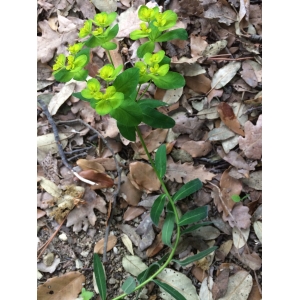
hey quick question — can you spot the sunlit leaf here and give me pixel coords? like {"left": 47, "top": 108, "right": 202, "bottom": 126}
{"left": 121, "top": 276, "right": 136, "bottom": 294}
{"left": 93, "top": 254, "right": 106, "bottom": 300}
{"left": 153, "top": 279, "right": 187, "bottom": 300}
{"left": 172, "top": 178, "right": 202, "bottom": 203}
{"left": 150, "top": 194, "right": 166, "bottom": 226}
{"left": 178, "top": 206, "right": 208, "bottom": 226}
{"left": 155, "top": 144, "right": 167, "bottom": 178}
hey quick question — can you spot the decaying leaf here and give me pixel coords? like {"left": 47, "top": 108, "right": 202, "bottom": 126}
{"left": 212, "top": 268, "right": 230, "bottom": 300}
{"left": 123, "top": 206, "right": 145, "bottom": 221}
{"left": 76, "top": 170, "right": 114, "bottom": 189}
{"left": 241, "top": 170, "right": 262, "bottom": 190}
{"left": 119, "top": 172, "right": 143, "bottom": 206}
{"left": 215, "top": 240, "right": 233, "bottom": 262}
{"left": 208, "top": 127, "right": 236, "bottom": 141}
{"left": 37, "top": 257, "right": 61, "bottom": 274}
{"left": 185, "top": 74, "right": 212, "bottom": 94}
{"left": 218, "top": 270, "right": 252, "bottom": 300}
{"left": 37, "top": 271, "right": 85, "bottom": 300}
{"left": 146, "top": 232, "right": 164, "bottom": 257}
{"left": 224, "top": 203, "right": 251, "bottom": 230}
{"left": 121, "top": 234, "right": 134, "bottom": 255}
{"left": 202, "top": 40, "right": 228, "bottom": 58}
{"left": 253, "top": 221, "right": 262, "bottom": 243}
{"left": 232, "top": 226, "right": 250, "bottom": 249}
{"left": 191, "top": 226, "right": 220, "bottom": 240}
{"left": 240, "top": 60, "right": 262, "bottom": 88}
{"left": 181, "top": 140, "right": 213, "bottom": 158}
{"left": 192, "top": 266, "right": 208, "bottom": 283}
{"left": 135, "top": 214, "right": 156, "bottom": 251}
{"left": 211, "top": 62, "right": 241, "bottom": 89}
{"left": 230, "top": 246, "right": 262, "bottom": 271}
{"left": 94, "top": 235, "right": 117, "bottom": 254}
{"left": 122, "top": 255, "right": 148, "bottom": 277}
{"left": 217, "top": 102, "right": 245, "bottom": 136}
{"left": 90, "top": 0, "right": 117, "bottom": 12}
{"left": 39, "top": 177, "right": 62, "bottom": 198}
{"left": 37, "top": 133, "right": 69, "bottom": 155}
{"left": 199, "top": 276, "right": 213, "bottom": 300}
{"left": 239, "top": 115, "right": 262, "bottom": 159}
{"left": 76, "top": 159, "right": 105, "bottom": 173}
{"left": 118, "top": 224, "right": 141, "bottom": 247}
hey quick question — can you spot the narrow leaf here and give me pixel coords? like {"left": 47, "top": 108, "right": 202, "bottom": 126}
{"left": 155, "top": 28, "right": 188, "bottom": 42}
{"left": 153, "top": 279, "right": 187, "bottom": 300}
{"left": 178, "top": 206, "right": 208, "bottom": 226}
{"left": 172, "top": 178, "right": 202, "bottom": 203}
{"left": 181, "top": 222, "right": 213, "bottom": 235}
{"left": 137, "top": 263, "right": 160, "bottom": 284}
{"left": 150, "top": 194, "right": 166, "bottom": 226}
{"left": 172, "top": 246, "right": 217, "bottom": 266}
{"left": 93, "top": 253, "right": 106, "bottom": 300}
{"left": 162, "top": 212, "right": 175, "bottom": 247}
{"left": 155, "top": 144, "right": 167, "bottom": 178}
{"left": 121, "top": 276, "right": 136, "bottom": 294}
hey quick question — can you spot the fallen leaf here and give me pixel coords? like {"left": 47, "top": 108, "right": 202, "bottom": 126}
{"left": 211, "top": 62, "right": 241, "bottom": 89}
{"left": 253, "top": 221, "right": 262, "bottom": 243}
{"left": 118, "top": 224, "right": 141, "bottom": 247}
{"left": 37, "top": 271, "right": 85, "bottom": 300}
{"left": 39, "top": 177, "right": 62, "bottom": 198}
{"left": 212, "top": 268, "right": 230, "bottom": 300}
{"left": 190, "top": 34, "right": 208, "bottom": 58}
{"left": 76, "top": 170, "right": 114, "bottom": 188}
{"left": 238, "top": 115, "right": 262, "bottom": 159}
{"left": 90, "top": 0, "right": 117, "bottom": 12}
{"left": 208, "top": 127, "right": 236, "bottom": 141}
{"left": 37, "top": 133, "right": 68, "bottom": 154}
{"left": 241, "top": 170, "right": 262, "bottom": 190}
{"left": 215, "top": 240, "right": 233, "bottom": 261}
{"left": 202, "top": 40, "right": 228, "bottom": 58}
{"left": 223, "top": 203, "right": 251, "bottom": 229}
{"left": 122, "top": 255, "right": 148, "bottom": 277}
{"left": 181, "top": 140, "right": 213, "bottom": 158}
{"left": 92, "top": 157, "right": 117, "bottom": 171}
{"left": 37, "top": 258, "right": 61, "bottom": 274}
{"left": 199, "top": 276, "right": 213, "bottom": 300}
{"left": 240, "top": 60, "right": 261, "bottom": 88}
{"left": 161, "top": 87, "right": 183, "bottom": 105}
{"left": 135, "top": 214, "right": 156, "bottom": 251}
{"left": 185, "top": 74, "right": 212, "bottom": 94}
{"left": 218, "top": 270, "right": 252, "bottom": 300}
{"left": 146, "top": 232, "right": 164, "bottom": 257}
{"left": 76, "top": 159, "right": 105, "bottom": 173}
{"left": 191, "top": 226, "right": 220, "bottom": 240}
{"left": 230, "top": 246, "right": 262, "bottom": 270}
{"left": 191, "top": 266, "right": 208, "bottom": 283}
{"left": 217, "top": 102, "right": 244, "bottom": 136}
{"left": 129, "top": 162, "right": 161, "bottom": 193}
{"left": 37, "top": 209, "right": 46, "bottom": 219}
{"left": 172, "top": 62, "right": 206, "bottom": 76}
{"left": 94, "top": 235, "right": 117, "bottom": 254}
{"left": 123, "top": 206, "right": 145, "bottom": 221}
{"left": 207, "top": 89, "right": 224, "bottom": 103}
{"left": 119, "top": 172, "right": 143, "bottom": 206}
{"left": 75, "top": 0, "right": 96, "bottom": 19}
{"left": 157, "top": 268, "right": 198, "bottom": 300}
{"left": 121, "top": 234, "right": 134, "bottom": 255}
{"left": 117, "top": 6, "right": 140, "bottom": 38}
{"left": 248, "top": 278, "right": 262, "bottom": 300}
{"left": 232, "top": 226, "right": 250, "bottom": 249}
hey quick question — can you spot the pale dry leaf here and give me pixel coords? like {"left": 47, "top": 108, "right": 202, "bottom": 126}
{"left": 121, "top": 234, "right": 134, "bottom": 255}
{"left": 165, "top": 156, "right": 215, "bottom": 184}
{"left": 211, "top": 62, "right": 241, "bottom": 89}
{"left": 71, "top": 101, "right": 100, "bottom": 127}
{"left": 129, "top": 162, "right": 161, "bottom": 193}
{"left": 118, "top": 224, "right": 141, "bottom": 247}
{"left": 202, "top": 40, "right": 228, "bottom": 58}
{"left": 94, "top": 235, "right": 117, "bottom": 254}
{"left": 232, "top": 226, "right": 250, "bottom": 249}
{"left": 91, "top": 0, "right": 117, "bottom": 12}
{"left": 181, "top": 140, "right": 213, "bottom": 158}
{"left": 172, "top": 62, "right": 206, "bottom": 77}
{"left": 212, "top": 268, "right": 230, "bottom": 300}
{"left": 185, "top": 74, "right": 212, "bottom": 94}
{"left": 241, "top": 170, "right": 262, "bottom": 190}
{"left": 208, "top": 127, "right": 236, "bottom": 141}
{"left": 190, "top": 34, "right": 208, "bottom": 58}
{"left": 199, "top": 276, "right": 213, "bottom": 300}
{"left": 122, "top": 255, "right": 148, "bottom": 277}
{"left": 37, "top": 209, "right": 46, "bottom": 219}
{"left": 222, "top": 135, "right": 240, "bottom": 153}
{"left": 230, "top": 246, "right": 262, "bottom": 270}
{"left": 37, "top": 133, "right": 68, "bottom": 154}
{"left": 207, "top": 89, "right": 223, "bottom": 103}
{"left": 191, "top": 226, "right": 220, "bottom": 240}
{"left": 223, "top": 203, "right": 251, "bottom": 230}
{"left": 135, "top": 214, "right": 156, "bottom": 251}
{"left": 37, "top": 271, "right": 85, "bottom": 300}
{"left": 238, "top": 115, "right": 262, "bottom": 159}
{"left": 253, "top": 221, "right": 262, "bottom": 243}
{"left": 37, "top": 258, "right": 61, "bottom": 273}
{"left": 39, "top": 177, "right": 62, "bottom": 198}
{"left": 123, "top": 206, "right": 145, "bottom": 221}
{"left": 157, "top": 268, "right": 198, "bottom": 300}
{"left": 218, "top": 270, "right": 252, "bottom": 300}
{"left": 249, "top": 4, "right": 262, "bottom": 35}
{"left": 75, "top": 0, "right": 96, "bottom": 19}
{"left": 117, "top": 6, "right": 140, "bottom": 38}
{"left": 215, "top": 240, "right": 233, "bottom": 261}
{"left": 240, "top": 60, "right": 261, "bottom": 88}
{"left": 162, "top": 87, "right": 183, "bottom": 105}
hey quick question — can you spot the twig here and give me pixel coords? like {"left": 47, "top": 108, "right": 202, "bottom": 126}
{"left": 208, "top": 56, "right": 255, "bottom": 61}
{"left": 55, "top": 119, "right": 123, "bottom": 263}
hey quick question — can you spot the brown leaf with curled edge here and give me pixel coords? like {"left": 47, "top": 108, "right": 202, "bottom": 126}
{"left": 230, "top": 246, "right": 262, "bottom": 271}
{"left": 37, "top": 271, "right": 85, "bottom": 300}
{"left": 129, "top": 162, "right": 161, "bottom": 193}
{"left": 123, "top": 206, "right": 145, "bottom": 221}
{"left": 146, "top": 231, "right": 164, "bottom": 257}
{"left": 165, "top": 156, "right": 215, "bottom": 184}
{"left": 181, "top": 140, "right": 213, "bottom": 158}
{"left": 223, "top": 203, "right": 251, "bottom": 229}
{"left": 119, "top": 172, "right": 143, "bottom": 206}
{"left": 76, "top": 159, "right": 105, "bottom": 173}
{"left": 185, "top": 74, "right": 211, "bottom": 94}
{"left": 94, "top": 235, "right": 117, "bottom": 254}
{"left": 217, "top": 102, "right": 245, "bottom": 136}
{"left": 92, "top": 157, "right": 117, "bottom": 171}
{"left": 212, "top": 268, "right": 230, "bottom": 300}
{"left": 76, "top": 170, "right": 114, "bottom": 189}
{"left": 191, "top": 266, "right": 208, "bottom": 283}
{"left": 238, "top": 115, "right": 262, "bottom": 159}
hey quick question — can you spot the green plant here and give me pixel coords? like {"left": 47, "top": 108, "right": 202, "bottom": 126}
{"left": 231, "top": 194, "right": 250, "bottom": 202}
{"left": 52, "top": 6, "right": 217, "bottom": 300}
{"left": 77, "top": 288, "right": 94, "bottom": 300}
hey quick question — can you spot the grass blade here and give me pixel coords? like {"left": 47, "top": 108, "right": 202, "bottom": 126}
{"left": 93, "top": 253, "right": 106, "bottom": 300}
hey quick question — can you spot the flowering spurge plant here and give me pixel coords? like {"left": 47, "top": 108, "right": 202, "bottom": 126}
{"left": 52, "top": 6, "right": 217, "bottom": 300}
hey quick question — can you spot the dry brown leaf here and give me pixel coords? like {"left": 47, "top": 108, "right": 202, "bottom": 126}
{"left": 238, "top": 115, "right": 262, "bottom": 159}
{"left": 123, "top": 206, "right": 145, "bottom": 221}
{"left": 249, "top": 5, "right": 262, "bottom": 35}
{"left": 223, "top": 203, "right": 251, "bottom": 229}
{"left": 146, "top": 232, "right": 164, "bottom": 257}
{"left": 118, "top": 224, "right": 141, "bottom": 247}
{"left": 215, "top": 240, "right": 233, "bottom": 262}
{"left": 190, "top": 34, "right": 208, "bottom": 58}
{"left": 181, "top": 140, "right": 213, "bottom": 158}
{"left": 217, "top": 102, "right": 245, "bottom": 136}
{"left": 230, "top": 246, "right": 262, "bottom": 271}
{"left": 207, "top": 89, "right": 223, "bottom": 103}
{"left": 191, "top": 266, "right": 208, "bottom": 283}
{"left": 37, "top": 271, "right": 85, "bottom": 300}
{"left": 129, "top": 162, "right": 161, "bottom": 193}
{"left": 76, "top": 170, "right": 114, "bottom": 189}
{"left": 212, "top": 268, "right": 230, "bottom": 300}
{"left": 37, "top": 209, "right": 46, "bottom": 219}
{"left": 92, "top": 157, "right": 117, "bottom": 171}
{"left": 91, "top": 0, "right": 117, "bottom": 12}
{"left": 71, "top": 101, "right": 100, "bottom": 127}
{"left": 94, "top": 235, "right": 117, "bottom": 254}
{"left": 165, "top": 156, "right": 215, "bottom": 184}
{"left": 248, "top": 278, "right": 262, "bottom": 300}
{"left": 240, "top": 60, "right": 261, "bottom": 88}
{"left": 185, "top": 74, "right": 211, "bottom": 94}
{"left": 76, "top": 159, "right": 105, "bottom": 173}
{"left": 106, "top": 40, "right": 124, "bottom": 69}
{"left": 119, "top": 172, "right": 143, "bottom": 206}
{"left": 75, "top": 0, "right": 96, "bottom": 19}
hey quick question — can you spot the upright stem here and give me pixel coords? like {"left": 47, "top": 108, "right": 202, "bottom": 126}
{"left": 111, "top": 127, "right": 181, "bottom": 300}
{"left": 107, "top": 51, "right": 115, "bottom": 68}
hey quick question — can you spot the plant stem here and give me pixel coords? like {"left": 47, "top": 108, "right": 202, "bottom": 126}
{"left": 137, "top": 82, "right": 152, "bottom": 101}
{"left": 111, "top": 127, "right": 181, "bottom": 300}
{"left": 107, "top": 51, "right": 115, "bottom": 68}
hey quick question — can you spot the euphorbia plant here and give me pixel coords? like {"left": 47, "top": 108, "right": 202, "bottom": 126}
{"left": 52, "top": 5, "right": 217, "bottom": 300}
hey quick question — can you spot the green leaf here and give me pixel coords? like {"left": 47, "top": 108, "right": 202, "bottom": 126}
{"left": 153, "top": 279, "right": 187, "bottom": 300}
{"left": 141, "top": 107, "right": 175, "bottom": 128}
{"left": 150, "top": 194, "right": 166, "bottom": 226}
{"left": 117, "top": 122, "right": 136, "bottom": 141}
{"left": 172, "top": 246, "right": 218, "bottom": 266}
{"left": 155, "top": 28, "right": 188, "bottom": 42}
{"left": 172, "top": 179, "right": 202, "bottom": 203}
{"left": 84, "top": 36, "right": 104, "bottom": 48}
{"left": 178, "top": 206, "right": 208, "bottom": 226}
{"left": 137, "top": 41, "right": 155, "bottom": 58}
{"left": 137, "top": 263, "right": 160, "bottom": 284}
{"left": 148, "top": 22, "right": 161, "bottom": 40}
{"left": 105, "top": 24, "right": 119, "bottom": 41}
{"left": 93, "top": 253, "right": 106, "bottom": 300}
{"left": 113, "top": 68, "right": 140, "bottom": 97}
{"left": 72, "top": 92, "right": 97, "bottom": 109}
{"left": 152, "top": 71, "right": 185, "bottom": 89}
{"left": 155, "top": 144, "right": 167, "bottom": 178}
{"left": 231, "top": 194, "right": 241, "bottom": 202}
{"left": 138, "top": 99, "right": 167, "bottom": 109}
{"left": 101, "top": 41, "right": 117, "bottom": 50}
{"left": 162, "top": 212, "right": 175, "bottom": 247}
{"left": 181, "top": 222, "right": 213, "bottom": 235}
{"left": 110, "top": 101, "right": 143, "bottom": 126}
{"left": 157, "top": 253, "right": 169, "bottom": 266}
{"left": 73, "top": 69, "right": 89, "bottom": 81}
{"left": 79, "top": 288, "right": 93, "bottom": 300}
{"left": 121, "top": 276, "right": 137, "bottom": 294}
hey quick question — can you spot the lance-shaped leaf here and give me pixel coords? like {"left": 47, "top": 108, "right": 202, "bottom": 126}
{"left": 93, "top": 254, "right": 106, "bottom": 300}
{"left": 155, "top": 144, "right": 167, "bottom": 178}
{"left": 181, "top": 222, "right": 213, "bottom": 235}
{"left": 162, "top": 212, "right": 175, "bottom": 247}
{"left": 172, "top": 178, "right": 202, "bottom": 203}
{"left": 155, "top": 28, "right": 188, "bottom": 42}
{"left": 153, "top": 279, "right": 187, "bottom": 300}
{"left": 137, "top": 263, "right": 160, "bottom": 284}
{"left": 172, "top": 246, "right": 217, "bottom": 266}
{"left": 178, "top": 206, "right": 208, "bottom": 226}
{"left": 150, "top": 194, "right": 166, "bottom": 226}
{"left": 121, "top": 276, "right": 137, "bottom": 294}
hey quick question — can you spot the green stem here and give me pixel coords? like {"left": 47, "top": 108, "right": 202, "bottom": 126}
{"left": 137, "top": 81, "right": 152, "bottom": 101}
{"left": 107, "top": 51, "right": 115, "bottom": 68}
{"left": 111, "top": 127, "right": 181, "bottom": 300}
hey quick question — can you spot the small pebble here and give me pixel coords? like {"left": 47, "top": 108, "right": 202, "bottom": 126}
{"left": 75, "top": 259, "right": 83, "bottom": 269}
{"left": 108, "top": 278, "right": 117, "bottom": 285}
{"left": 113, "top": 247, "right": 118, "bottom": 254}
{"left": 43, "top": 252, "right": 54, "bottom": 266}
{"left": 80, "top": 250, "right": 89, "bottom": 258}
{"left": 58, "top": 232, "right": 68, "bottom": 241}
{"left": 37, "top": 270, "right": 43, "bottom": 280}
